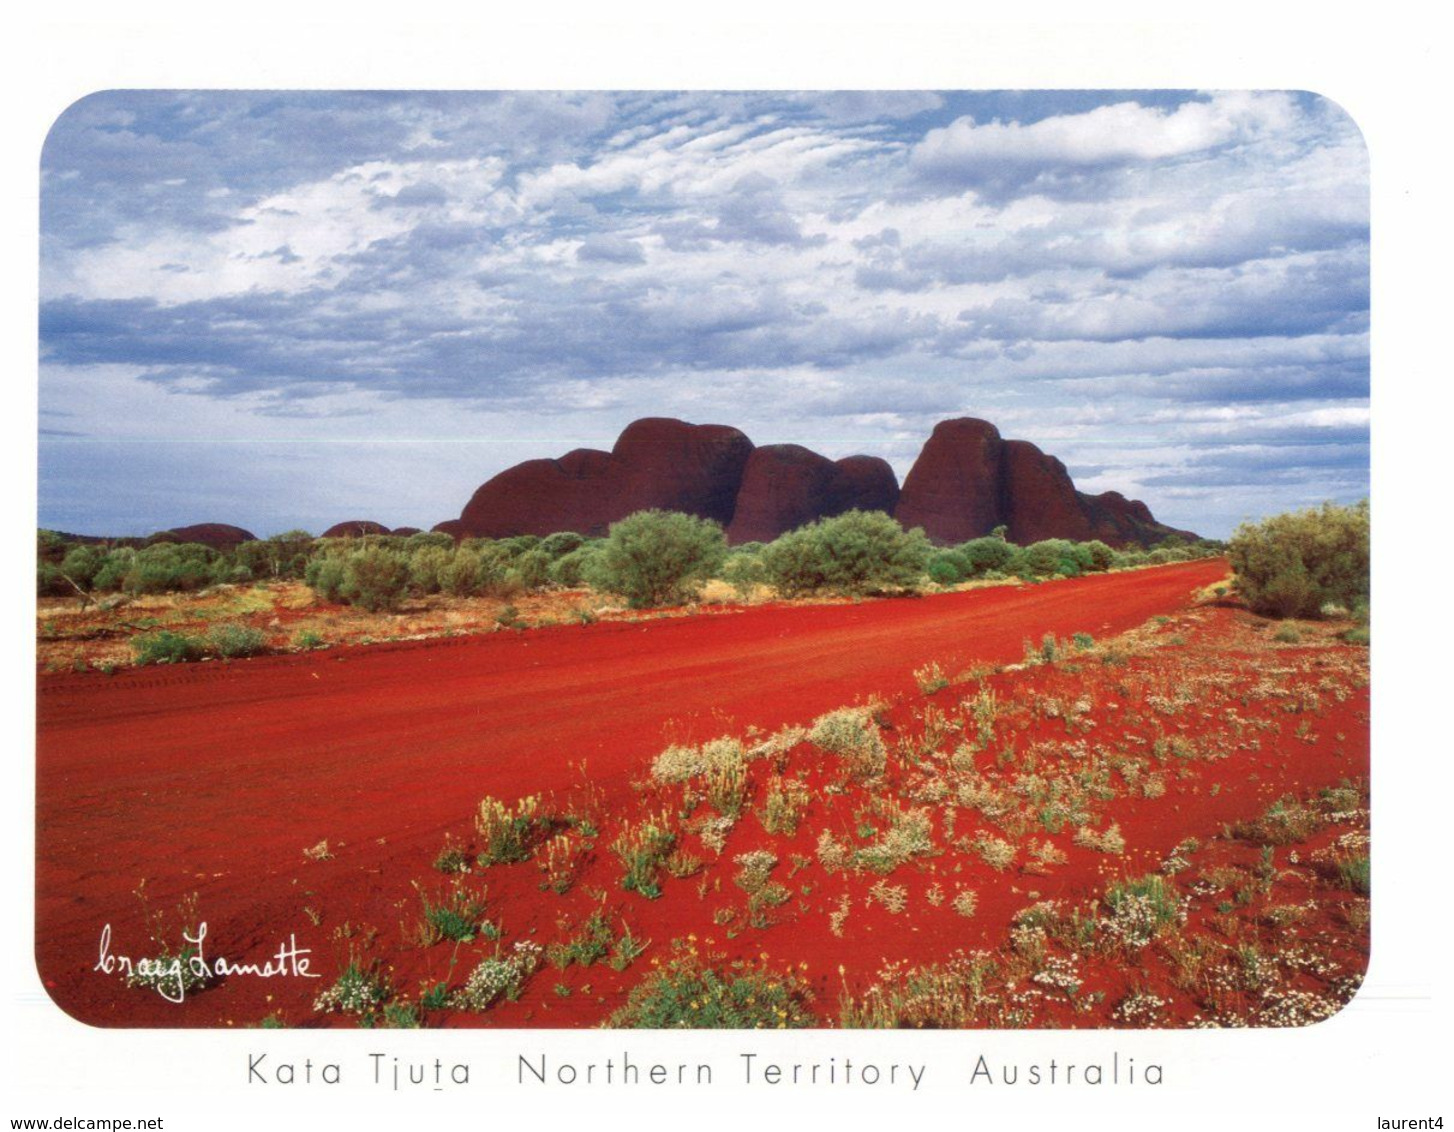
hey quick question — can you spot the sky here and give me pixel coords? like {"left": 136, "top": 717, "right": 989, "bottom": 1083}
{"left": 37, "top": 90, "right": 1369, "bottom": 540}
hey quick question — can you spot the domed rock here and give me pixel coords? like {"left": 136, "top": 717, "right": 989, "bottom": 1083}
{"left": 445, "top": 414, "right": 1190, "bottom": 548}
{"left": 322, "top": 520, "right": 391, "bottom": 538}
{"left": 1000, "top": 440, "right": 1093, "bottom": 544}
{"left": 727, "top": 444, "right": 842, "bottom": 544}
{"left": 149, "top": 523, "right": 257, "bottom": 552}
{"left": 894, "top": 418, "right": 1007, "bottom": 543}
{"left": 611, "top": 418, "right": 754, "bottom": 526}
{"left": 456, "top": 419, "right": 754, "bottom": 538}
{"left": 458, "top": 452, "right": 617, "bottom": 538}
{"left": 830, "top": 455, "right": 900, "bottom": 517}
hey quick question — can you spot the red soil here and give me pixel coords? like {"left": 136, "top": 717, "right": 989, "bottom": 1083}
{"left": 36, "top": 558, "right": 1363, "bottom": 1028}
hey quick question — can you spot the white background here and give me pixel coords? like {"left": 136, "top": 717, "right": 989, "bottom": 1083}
{"left": 2, "top": 5, "right": 1446, "bottom": 1130}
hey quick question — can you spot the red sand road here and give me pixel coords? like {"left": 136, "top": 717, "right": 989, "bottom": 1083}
{"left": 35, "top": 560, "right": 1226, "bottom": 1022}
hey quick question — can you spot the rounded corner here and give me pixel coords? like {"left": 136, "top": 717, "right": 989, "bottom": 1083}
{"left": 1290, "top": 89, "right": 1370, "bottom": 160}
{"left": 41, "top": 88, "right": 134, "bottom": 168}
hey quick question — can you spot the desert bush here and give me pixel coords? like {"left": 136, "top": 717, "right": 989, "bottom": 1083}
{"left": 926, "top": 550, "right": 972, "bottom": 586}
{"left": 759, "top": 510, "right": 930, "bottom": 597}
{"left": 415, "top": 881, "right": 491, "bottom": 944}
{"left": 512, "top": 548, "right": 554, "bottom": 591}
{"left": 90, "top": 548, "right": 136, "bottom": 592}
{"left": 957, "top": 536, "right": 1015, "bottom": 577}
{"left": 339, "top": 546, "right": 411, "bottom": 611}
{"left": 720, "top": 551, "right": 768, "bottom": 598}
{"left": 235, "top": 531, "right": 315, "bottom": 581}
{"left": 475, "top": 795, "right": 549, "bottom": 865}
{"left": 1102, "top": 874, "right": 1184, "bottom": 949}
{"left": 59, "top": 544, "right": 106, "bottom": 589}
{"left": 404, "top": 531, "right": 455, "bottom": 553}
{"left": 587, "top": 510, "right": 727, "bottom": 608}
{"left": 539, "top": 531, "right": 586, "bottom": 559}
{"left": 607, "top": 944, "right": 814, "bottom": 1028}
{"left": 1228, "top": 500, "right": 1369, "bottom": 619}
{"left": 408, "top": 545, "right": 453, "bottom": 595}
{"left": 1020, "top": 539, "right": 1091, "bottom": 579}
{"left": 808, "top": 707, "right": 887, "bottom": 779}
{"left": 758, "top": 779, "right": 810, "bottom": 836}
{"left": 122, "top": 542, "right": 226, "bottom": 594}
{"left": 546, "top": 908, "right": 614, "bottom": 969}
{"left": 435, "top": 548, "right": 479, "bottom": 596}
{"left": 207, "top": 622, "right": 267, "bottom": 658}
{"left": 1082, "top": 540, "right": 1116, "bottom": 572}
{"left": 37, "top": 561, "right": 67, "bottom": 596}
{"left": 312, "top": 960, "right": 390, "bottom": 1017}
{"left": 611, "top": 813, "right": 677, "bottom": 898}
{"left": 855, "top": 806, "right": 935, "bottom": 874}
{"left": 303, "top": 554, "right": 347, "bottom": 602}
{"left": 451, "top": 943, "right": 542, "bottom": 1011}
{"left": 131, "top": 630, "right": 204, "bottom": 665}
{"left": 548, "top": 545, "right": 600, "bottom": 588}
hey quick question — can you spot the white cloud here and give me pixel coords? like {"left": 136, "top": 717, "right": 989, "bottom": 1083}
{"left": 912, "top": 91, "right": 1300, "bottom": 179}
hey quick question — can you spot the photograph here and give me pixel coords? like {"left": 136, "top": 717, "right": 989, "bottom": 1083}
{"left": 33, "top": 89, "right": 1373, "bottom": 1036}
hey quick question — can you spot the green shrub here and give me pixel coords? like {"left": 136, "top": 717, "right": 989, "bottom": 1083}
{"left": 1337, "top": 854, "right": 1371, "bottom": 895}
{"left": 588, "top": 510, "right": 728, "bottom": 608}
{"left": 408, "top": 545, "right": 453, "bottom": 595}
{"left": 304, "top": 555, "right": 347, "bottom": 602}
{"left": 1228, "top": 500, "right": 1369, "bottom": 619}
{"left": 404, "top": 531, "right": 455, "bottom": 553}
{"left": 131, "top": 630, "right": 203, "bottom": 665}
{"left": 607, "top": 945, "right": 815, "bottom": 1028}
{"left": 292, "top": 628, "right": 324, "bottom": 650}
{"left": 1020, "top": 539, "right": 1088, "bottom": 579}
{"left": 720, "top": 551, "right": 768, "bottom": 597}
{"left": 339, "top": 547, "right": 411, "bottom": 611}
{"left": 539, "top": 531, "right": 586, "bottom": 558}
{"left": 611, "top": 814, "right": 677, "bottom": 898}
{"left": 60, "top": 545, "right": 106, "bottom": 589}
{"left": 475, "top": 795, "right": 549, "bottom": 865}
{"left": 926, "top": 550, "right": 971, "bottom": 585}
{"left": 512, "top": 548, "right": 553, "bottom": 591}
{"left": 436, "top": 549, "right": 480, "bottom": 596}
{"left": 759, "top": 510, "right": 929, "bottom": 597}
{"left": 808, "top": 707, "right": 887, "bottom": 779}
{"left": 92, "top": 548, "right": 137, "bottom": 592}
{"left": 207, "top": 622, "right": 267, "bottom": 658}
{"left": 235, "top": 531, "right": 315, "bottom": 581}
{"left": 548, "top": 545, "right": 600, "bottom": 588}
{"left": 37, "top": 561, "right": 67, "bottom": 597}
{"left": 1082, "top": 540, "right": 1116, "bottom": 572}
{"left": 123, "top": 543, "right": 226, "bottom": 594}
{"left": 958, "top": 536, "right": 1015, "bottom": 577}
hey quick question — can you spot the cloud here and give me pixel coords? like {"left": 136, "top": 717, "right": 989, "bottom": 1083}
{"left": 910, "top": 92, "right": 1302, "bottom": 192}
{"left": 37, "top": 90, "right": 1368, "bottom": 538}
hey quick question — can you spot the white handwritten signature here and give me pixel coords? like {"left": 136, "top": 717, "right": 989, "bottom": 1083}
{"left": 94, "top": 922, "right": 319, "bottom": 1003}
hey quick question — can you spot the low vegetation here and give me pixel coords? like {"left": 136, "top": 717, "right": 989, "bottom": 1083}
{"left": 38, "top": 511, "right": 1224, "bottom": 672}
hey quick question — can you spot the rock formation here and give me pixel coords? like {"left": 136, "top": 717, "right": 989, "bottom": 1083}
{"left": 440, "top": 415, "right": 1189, "bottom": 547}
{"left": 726, "top": 446, "right": 900, "bottom": 544}
{"left": 147, "top": 523, "right": 257, "bottom": 551}
{"left": 456, "top": 418, "right": 754, "bottom": 539}
{"left": 322, "top": 520, "right": 391, "bottom": 538}
{"left": 894, "top": 417, "right": 1194, "bottom": 546}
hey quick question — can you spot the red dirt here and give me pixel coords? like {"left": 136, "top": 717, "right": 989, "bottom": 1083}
{"left": 36, "top": 558, "right": 1364, "bottom": 1028}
